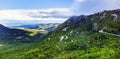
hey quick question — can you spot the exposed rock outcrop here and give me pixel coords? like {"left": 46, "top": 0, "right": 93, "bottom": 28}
{"left": 92, "top": 23, "right": 98, "bottom": 31}
{"left": 110, "top": 14, "right": 118, "bottom": 22}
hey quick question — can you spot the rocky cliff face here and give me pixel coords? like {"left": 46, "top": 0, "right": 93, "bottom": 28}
{"left": 56, "top": 9, "right": 120, "bottom": 34}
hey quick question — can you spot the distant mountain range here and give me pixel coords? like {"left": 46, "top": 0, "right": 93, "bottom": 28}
{"left": 0, "top": 23, "right": 60, "bottom": 43}
{"left": 10, "top": 23, "right": 60, "bottom": 32}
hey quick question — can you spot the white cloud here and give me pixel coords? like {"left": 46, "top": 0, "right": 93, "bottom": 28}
{"left": 75, "top": 0, "right": 86, "bottom": 2}
{"left": 0, "top": 8, "right": 73, "bottom": 26}
{"left": 0, "top": 8, "right": 72, "bottom": 20}
{"left": 72, "top": 0, "right": 120, "bottom": 15}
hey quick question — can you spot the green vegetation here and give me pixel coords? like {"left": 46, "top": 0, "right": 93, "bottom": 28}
{"left": 0, "top": 29, "right": 119, "bottom": 59}
{"left": 0, "top": 10, "right": 120, "bottom": 59}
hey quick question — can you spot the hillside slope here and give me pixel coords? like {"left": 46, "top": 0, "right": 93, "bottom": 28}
{"left": 0, "top": 9, "right": 120, "bottom": 59}
{"left": 0, "top": 24, "right": 44, "bottom": 43}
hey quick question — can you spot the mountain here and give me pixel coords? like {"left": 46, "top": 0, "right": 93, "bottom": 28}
{"left": 10, "top": 24, "right": 39, "bottom": 29}
{"left": 0, "top": 9, "right": 120, "bottom": 59}
{"left": 38, "top": 23, "right": 60, "bottom": 32}
{"left": 10, "top": 23, "right": 60, "bottom": 32}
{"left": 0, "top": 24, "right": 10, "bottom": 30}
{"left": 0, "top": 24, "right": 44, "bottom": 43}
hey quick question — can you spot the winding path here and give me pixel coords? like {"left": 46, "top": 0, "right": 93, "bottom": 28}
{"left": 99, "top": 30, "right": 120, "bottom": 37}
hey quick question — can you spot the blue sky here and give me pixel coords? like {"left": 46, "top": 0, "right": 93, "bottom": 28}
{"left": 0, "top": 0, "right": 74, "bottom": 9}
{"left": 0, "top": 0, "right": 120, "bottom": 26}
{"left": 0, "top": 0, "right": 75, "bottom": 26}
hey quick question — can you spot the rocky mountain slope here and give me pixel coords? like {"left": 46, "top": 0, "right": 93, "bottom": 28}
{"left": 56, "top": 9, "right": 120, "bottom": 33}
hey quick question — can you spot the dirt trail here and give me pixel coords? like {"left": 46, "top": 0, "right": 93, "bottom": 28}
{"left": 99, "top": 30, "right": 120, "bottom": 37}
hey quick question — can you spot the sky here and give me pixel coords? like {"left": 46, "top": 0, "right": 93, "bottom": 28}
{"left": 0, "top": 0, "right": 74, "bottom": 9}
{"left": 0, "top": 0, "right": 120, "bottom": 26}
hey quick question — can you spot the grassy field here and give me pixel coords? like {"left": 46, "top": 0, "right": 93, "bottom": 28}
{"left": 18, "top": 28, "right": 47, "bottom": 37}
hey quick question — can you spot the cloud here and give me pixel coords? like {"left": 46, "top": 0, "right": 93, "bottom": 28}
{"left": 0, "top": 8, "right": 72, "bottom": 26}
{"left": 75, "top": 0, "right": 86, "bottom": 2}
{"left": 1, "top": 0, "right": 120, "bottom": 26}
{"left": 28, "top": 8, "right": 72, "bottom": 18}
{"left": 72, "top": 0, "right": 120, "bottom": 15}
